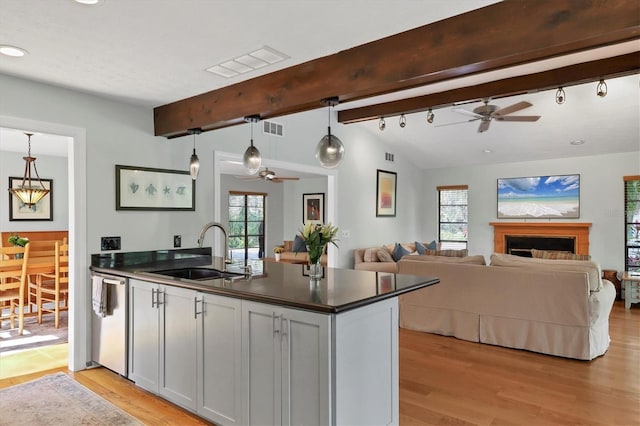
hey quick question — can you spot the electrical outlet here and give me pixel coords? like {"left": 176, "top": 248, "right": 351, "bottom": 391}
{"left": 101, "top": 236, "right": 121, "bottom": 251}
{"left": 341, "top": 230, "right": 351, "bottom": 238}
{"left": 174, "top": 235, "right": 181, "bottom": 248}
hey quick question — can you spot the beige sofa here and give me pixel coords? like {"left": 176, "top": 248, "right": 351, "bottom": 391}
{"left": 353, "top": 242, "right": 450, "bottom": 272}
{"left": 278, "top": 240, "right": 327, "bottom": 266}
{"left": 397, "top": 253, "right": 616, "bottom": 360}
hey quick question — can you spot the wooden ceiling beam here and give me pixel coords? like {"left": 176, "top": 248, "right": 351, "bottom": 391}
{"left": 154, "top": 0, "right": 640, "bottom": 138}
{"left": 338, "top": 53, "right": 640, "bottom": 123}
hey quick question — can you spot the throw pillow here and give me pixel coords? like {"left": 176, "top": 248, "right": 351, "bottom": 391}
{"left": 426, "top": 240, "right": 437, "bottom": 250}
{"left": 531, "top": 248, "right": 591, "bottom": 261}
{"left": 424, "top": 249, "right": 468, "bottom": 257}
{"left": 292, "top": 235, "right": 308, "bottom": 252}
{"left": 391, "top": 243, "right": 410, "bottom": 262}
{"left": 415, "top": 241, "right": 426, "bottom": 255}
{"left": 363, "top": 247, "right": 380, "bottom": 263}
{"left": 377, "top": 247, "right": 395, "bottom": 263}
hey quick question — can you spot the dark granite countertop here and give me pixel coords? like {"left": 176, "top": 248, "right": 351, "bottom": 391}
{"left": 91, "top": 248, "right": 439, "bottom": 314}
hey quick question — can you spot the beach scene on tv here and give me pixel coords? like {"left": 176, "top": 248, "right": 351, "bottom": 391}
{"left": 497, "top": 175, "right": 580, "bottom": 219}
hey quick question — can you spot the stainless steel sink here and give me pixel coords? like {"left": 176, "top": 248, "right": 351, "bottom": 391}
{"left": 151, "top": 267, "right": 243, "bottom": 281}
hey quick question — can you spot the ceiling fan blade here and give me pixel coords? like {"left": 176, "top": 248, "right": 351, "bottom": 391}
{"left": 234, "top": 176, "right": 261, "bottom": 180}
{"left": 494, "top": 115, "right": 541, "bottom": 122}
{"left": 493, "top": 101, "right": 532, "bottom": 117}
{"left": 434, "top": 118, "right": 479, "bottom": 128}
{"left": 477, "top": 120, "right": 491, "bottom": 133}
{"left": 452, "top": 107, "right": 483, "bottom": 119}
{"left": 273, "top": 177, "right": 300, "bottom": 181}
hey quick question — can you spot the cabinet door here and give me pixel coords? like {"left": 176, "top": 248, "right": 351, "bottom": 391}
{"left": 242, "top": 301, "right": 281, "bottom": 426}
{"left": 158, "top": 285, "right": 198, "bottom": 409}
{"left": 197, "top": 293, "right": 242, "bottom": 425}
{"left": 128, "top": 279, "right": 159, "bottom": 392}
{"left": 281, "top": 307, "right": 330, "bottom": 426}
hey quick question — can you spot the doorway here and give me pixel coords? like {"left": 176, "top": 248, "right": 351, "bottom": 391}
{"left": 228, "top": 192, "right": 266, "bottom": 261}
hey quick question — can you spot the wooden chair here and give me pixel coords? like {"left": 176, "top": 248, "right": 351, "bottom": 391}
{"left": 0, "top": 245, "right": 30, "bottom": 334}
{"left": 32, "top": 242, "right": 69, "bottom": 328}
{"left": 25, "top": 240, "right": 58, "bottom": 315}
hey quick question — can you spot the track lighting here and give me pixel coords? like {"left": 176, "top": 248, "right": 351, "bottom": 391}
{"left": 243, "top": 115, "right": 262, "bottom": 174}
{"left": 427, "top": 109, "right": 435, "bottom": 124}
{"left": 555, "top": 87, "right": 566, "bottom": 104}
{"left": 378, "top": 117, "right": 386, "bottom": 131}
{"left": 399, "top": 114, "right": 406, "bottom": 128}
{"left": 596, "top": 79, "right": 607, "bottom": 97}
{"left": 315, "top": 97, "right": 345, "bottom": 168}
{"left": 187, "top": 128, "right": 201, "bottom": 180}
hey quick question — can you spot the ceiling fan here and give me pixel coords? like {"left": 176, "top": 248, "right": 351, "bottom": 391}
{"left": 234, "top": 167, "right": 300, "bottom": 183}
{"left": 441, "top": 99, "right": 541, "bottom": 133}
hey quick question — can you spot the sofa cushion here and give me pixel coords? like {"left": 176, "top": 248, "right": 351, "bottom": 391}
{"left": 377, "top": 247, "right": 395, "bottom": 263}
{"left": 531, "top": 249, "right": 591, "bottom": 261}
{"left": 490, "top": 253, "right": 602, "bottom": 291}
{"left": 292, "top": 235, "right": 307, "bottom": 252}
{"left": 400, "top": 254, "right": 486, "bottom": 265}
{"left": 426, "top": 240, "right": 438, "bottom": 250}
{"left": 424, "top": 249, "right": 468, "bottom": 257}
{"left": 363, "top": 247, "right": 380, "bottom": 263}
{"left": 392, "top": 243, "right": 411, "bottom": 261}
{"left": 415, "top": 241, "right": 426, "bottom": 255}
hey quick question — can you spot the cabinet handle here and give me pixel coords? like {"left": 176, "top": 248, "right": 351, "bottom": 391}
{"left": 156, "top": 289, "right": 165, "bottom": 306}
{"left": 280, "top": 315, "right": 288, "bottom": 341}
{"left": 151, "top": 288, "right": 157, "bottom": 308}
{"left": 273, "top": 312, "right": 280, "bottom": 338}
{"left": 194, "top": 297, "right": 203, "bottom": 319}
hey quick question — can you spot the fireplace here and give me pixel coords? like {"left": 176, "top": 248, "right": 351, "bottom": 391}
{"left": 505, "top": 236, "right": 576, "bottom": 257}
{"left": 490, "top": 222, "right": 591, "bottom": 255}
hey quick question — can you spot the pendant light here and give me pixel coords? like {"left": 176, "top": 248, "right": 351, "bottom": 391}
{"left": 9, "top": 133, "right": 50, "bottom": 206}
{"left": 188, "top": 128, "right": 201, "bottom": 180}
{"left": 243, "top": 115, "right": 262, "bottom": 174}
{"left": 315, "top": 97, "right": 345, "bottom": 168}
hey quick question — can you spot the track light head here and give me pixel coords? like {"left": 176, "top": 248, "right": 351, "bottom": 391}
{"left": 555, "top": 87, "right": 566, "bottom": 104}
{"left": 427, "top": 108, "right": 434, "bottom": 124}
{"left": 399, "top": 114, "right": 406, "bottom": 128}
{"left": 378, "top": 117, "right": 386, "bottom": 131}
{"left": 596, "top": 79, "right": 607, "bottom": 98}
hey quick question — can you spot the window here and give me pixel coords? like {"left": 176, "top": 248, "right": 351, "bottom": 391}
{"left": 228, "top": 192, "right": 266, "bottom": 261}
{"left": 625, "top": 176, "right": 640, "bottom": 273}
{"left": 438, "top": 185, "right": 468, "bottom": 250}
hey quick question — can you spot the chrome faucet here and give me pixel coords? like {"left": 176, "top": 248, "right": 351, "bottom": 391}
{"left": 197, "top": 222, "right": 232, "bottom": 269}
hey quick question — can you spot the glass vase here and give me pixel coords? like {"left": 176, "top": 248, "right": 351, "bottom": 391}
{"left": 308, "top": 259, "right": 323, "bottom": 280}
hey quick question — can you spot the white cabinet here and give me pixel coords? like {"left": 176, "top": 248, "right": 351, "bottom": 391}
{"left": 242, "top": 301, "right": 330, "bottom": 426}
{"left": 128, "top": 279, "right": 197, "bottom": 409}
{"left": 197, "top": 292, "right": 242, "bottom": 425}
{"left": 129, "top": 279, "right": 242, "bottom": 425}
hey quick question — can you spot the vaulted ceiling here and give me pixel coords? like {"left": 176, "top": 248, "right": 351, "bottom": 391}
{"left": 0, "top": 0, "right": 638, "bottom": 170}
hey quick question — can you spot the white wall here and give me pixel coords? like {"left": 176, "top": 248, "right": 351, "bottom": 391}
{"left": 1, "top": 151, "right": 68, "bottom": 232}
{"left": 421, "top": 152, "right": 640, "bottom": 271}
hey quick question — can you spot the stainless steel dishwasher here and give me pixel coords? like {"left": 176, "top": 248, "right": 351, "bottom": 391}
{"left": 91, "top": 272, "right": 128, "bottom": 376}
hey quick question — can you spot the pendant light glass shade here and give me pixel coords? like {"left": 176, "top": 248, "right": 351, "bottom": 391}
{"left": 243, "top": 115, "right": 261, "bottom": 174}
{"left": 188, "top": 128, "right": 201, "bottom": 180}
{"left": 9, "top": 133, "right": 50, "bottom": 206}
{"left": 316, "top": 97, "right": 345, "bottom": 168}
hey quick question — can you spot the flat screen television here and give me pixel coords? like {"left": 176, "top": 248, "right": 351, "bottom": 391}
{"left": 497, "top": 174, "right": 580, "bottom": 219}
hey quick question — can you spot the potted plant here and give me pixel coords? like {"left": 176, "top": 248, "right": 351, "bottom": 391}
{"left": 7, "top": 234, "right": 29, "bottom": 247}
{"left": 273, "top": 246, "right": 284, "bottom": 261}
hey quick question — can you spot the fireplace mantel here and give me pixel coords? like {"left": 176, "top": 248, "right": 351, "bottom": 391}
{"left": 490, "top": 222, "right": 592, "bottom": 255}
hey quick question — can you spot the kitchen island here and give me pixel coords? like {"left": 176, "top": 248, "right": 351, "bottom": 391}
{"left": 91, "top": 248, "right": 439, "bottom": 426}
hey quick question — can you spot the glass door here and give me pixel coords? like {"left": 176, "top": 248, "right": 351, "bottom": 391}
{"left": 228, "top": 192, "right": 266, "bottom": 261}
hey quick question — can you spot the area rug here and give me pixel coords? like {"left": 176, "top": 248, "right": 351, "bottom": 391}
{"left": 0, "top": 372, "right": 142, "bottom": 425}
{"left": 0, "top": 311, "right": 68, "bottom": 354}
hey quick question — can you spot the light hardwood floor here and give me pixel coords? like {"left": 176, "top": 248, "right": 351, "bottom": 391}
{"left": 1, "top": 301, "right": 638, "bottom": 425}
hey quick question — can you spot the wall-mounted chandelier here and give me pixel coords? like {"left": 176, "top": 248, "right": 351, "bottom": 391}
{"left": 8, "top": 133, "right": 50, "bottom": 206}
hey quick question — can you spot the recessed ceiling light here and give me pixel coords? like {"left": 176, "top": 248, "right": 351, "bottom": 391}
{"left": 570, "top": 140, "right": 585, "bottom": 145}
{"left": 75, "top": 0, "right": 101, "bottom": 4}
{"left": 483, "top": 149, "right": 493, "bottom": 153}
{"left": 0, "top": 45, "right": 27, "bottom": 57}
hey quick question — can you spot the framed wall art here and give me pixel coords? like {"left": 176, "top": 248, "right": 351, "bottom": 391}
{"left": 8, "top": 177, "right": 53, "bottom": 221}
{"left": 116, "top": 165, "right": 195, "bottom": 211}
{"left": 376, "top": 169, "right": 397, "bottom": 217}
{"left": 497, "top": 174, "right": 580, "bottom": 219}
{"left": 303, "top": 193, "right": 324, "bottom": 224}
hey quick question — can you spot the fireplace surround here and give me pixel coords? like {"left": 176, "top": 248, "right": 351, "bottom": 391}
{"left": 490, "top": 222, "right": 591, "bottom": 255}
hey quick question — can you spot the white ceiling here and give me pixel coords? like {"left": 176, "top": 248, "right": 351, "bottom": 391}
{"left": 0, "top": 0, "right": 638, "bottom": 171}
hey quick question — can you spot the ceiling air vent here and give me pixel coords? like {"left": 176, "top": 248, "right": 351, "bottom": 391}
{"left": 263, "top": 121, "right": 283, "bottom": 137}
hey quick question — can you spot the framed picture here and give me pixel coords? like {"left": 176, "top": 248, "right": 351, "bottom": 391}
{"left": 376, "top": 169, "right": 397, "bottom": 217}
{"left": 116, "top": 165, "right": 195, "bottom": 211}
{"left": 497, "top": 174, "right": 580, "bottom": 219}
{"left": 8, "top": 177, "right": 53, "bottom": 221}
{"left": 303, "top": 193, "right": 324, "bottom": 224}
{"left": 376, "top": 272, "right": 396, "bottom": 294}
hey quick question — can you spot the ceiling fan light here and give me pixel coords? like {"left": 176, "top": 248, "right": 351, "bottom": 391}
{"left": 316, "top": 132, "right": 344, "bottom": 169}
{"left": 243, "top": 144, "right": 262, "bottom": 174}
